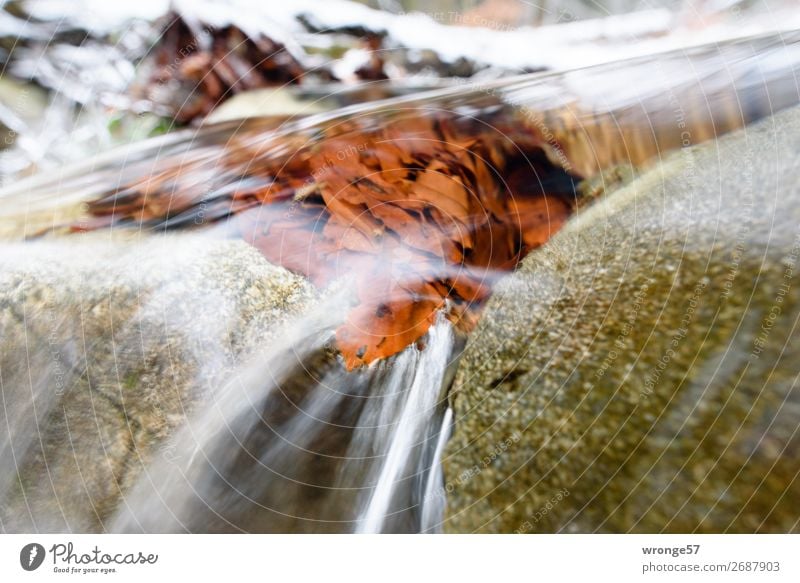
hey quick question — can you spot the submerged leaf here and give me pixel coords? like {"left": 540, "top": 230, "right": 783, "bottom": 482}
{"left": 72, "top": 104, "right": 581, "bottom": 367}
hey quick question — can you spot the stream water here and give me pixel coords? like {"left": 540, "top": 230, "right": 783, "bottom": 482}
{"left": 107, "top": 298, "right": 458, "bottom": 533}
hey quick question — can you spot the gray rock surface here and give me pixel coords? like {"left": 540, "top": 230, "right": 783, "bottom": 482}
{"left": 0, "top": 234, "right": 314, "bottom": 532}
{"left": 443, "top": 105, "right": 800, "bottom": 533}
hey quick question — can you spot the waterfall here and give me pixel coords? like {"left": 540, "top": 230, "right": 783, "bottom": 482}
{"left": 109, "top": 300, "right": 456, "bottom": 533}
{"left": 354, "top": 319, "right": 453, "bottom": 533}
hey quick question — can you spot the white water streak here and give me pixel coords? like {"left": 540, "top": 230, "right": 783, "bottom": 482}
{"left": 356, "top": 319, "right": 453, "bottom": 534}
{"left": 420, "top": 406, "right": 453, "bottom": 533}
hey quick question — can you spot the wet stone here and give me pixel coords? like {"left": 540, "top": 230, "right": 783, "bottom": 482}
{"left": 443, "top": 105, "right": 800, "bottom": 533}
{"left": 0, "top": 234, "right": 314, "bottom": 532}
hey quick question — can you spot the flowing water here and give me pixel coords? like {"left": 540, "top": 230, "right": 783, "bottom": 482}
{"left": 107, "top": 294, "right": 458, "bottom": 533}
{"left": 419, "top": 407, "right": 454, "bottom": 533}
{"left": 353, "top": 320, "right": 453, "bottom": 533}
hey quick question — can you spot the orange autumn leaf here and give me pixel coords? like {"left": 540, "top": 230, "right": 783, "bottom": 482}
{"left": 337, "top": 274, "right": 443, "bottom": 369}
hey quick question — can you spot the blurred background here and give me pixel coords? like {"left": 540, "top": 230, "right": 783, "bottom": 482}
{"left": 1, "top": 0, "right": 797, "bottom": 186}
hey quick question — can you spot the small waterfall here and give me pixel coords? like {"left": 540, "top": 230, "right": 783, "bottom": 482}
{"left": 109, "top": 293, "right": 348, "bottom": 533}
{"left": 110, "top": 302, "right": 457, "bottom": 533}
{"left": 355, "top": 319, "right": 453, "bottom": 533}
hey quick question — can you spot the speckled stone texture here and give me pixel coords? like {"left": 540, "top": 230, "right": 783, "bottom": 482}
{"left": 0, "top": 234, "right": 314, "bottom": 532}
{"left": 443, "top": 105, "right": 800, "bottom": 533}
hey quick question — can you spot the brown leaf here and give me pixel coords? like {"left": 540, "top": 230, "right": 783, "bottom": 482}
{"left": 74, "top": 107, "right": 579, "bottom": 367}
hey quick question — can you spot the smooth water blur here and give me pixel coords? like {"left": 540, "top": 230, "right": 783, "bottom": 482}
{"left": 110, "top": 297, "right": 456, "bottom": 533}
{"left": 354, "top": 319, "right": 453, "bottom": 533}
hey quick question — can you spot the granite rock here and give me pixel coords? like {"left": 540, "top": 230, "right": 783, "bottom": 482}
{"left": 443, "top": 105, "right": 800, "bottom": 533}
{"left": 0, "top": 234, "right": 314, "bottom": 532}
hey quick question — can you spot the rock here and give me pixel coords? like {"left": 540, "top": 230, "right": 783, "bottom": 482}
{"left": 443, "top": 105, "right": 800, "bottom": 533}
{"left": 0, "top": 233, "right": 314, "bottom": 532}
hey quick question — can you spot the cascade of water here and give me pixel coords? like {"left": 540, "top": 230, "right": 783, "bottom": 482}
{"left": 108, "top": 292, "right": 349, "bottom": 532}
{"left": 108, "top": 295, "right": 456, "bottom": 533}
{"left": 355, "top": 319, "right": 453, "bottom": 533}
